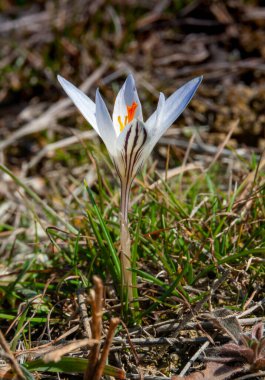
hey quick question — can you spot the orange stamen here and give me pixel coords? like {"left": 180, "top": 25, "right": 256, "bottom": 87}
{"left": 118, "top": 101, "right": 138, "bottom": 132}
{"left": 127, "top": 102, "right": 138, "bottom": 123}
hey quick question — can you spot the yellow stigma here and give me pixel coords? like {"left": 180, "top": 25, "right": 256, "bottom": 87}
{"left": 118, "top": 101, "right": 138, "bottom": 132}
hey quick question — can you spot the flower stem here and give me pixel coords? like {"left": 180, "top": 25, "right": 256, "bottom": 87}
{"left": 120, "top": 180, "right": 133, "bottom": 305}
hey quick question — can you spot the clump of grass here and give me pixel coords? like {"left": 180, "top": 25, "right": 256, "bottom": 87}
{"left": 0, "top": 139, "right": 264, "bottom": 378}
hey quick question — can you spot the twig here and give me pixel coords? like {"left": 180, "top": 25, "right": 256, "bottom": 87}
{"left": 155, "top": 317, "right": 263, "bottom": 335}
{"left": 84, "top": 276, "right": 103, "bottom": 380}
{"left": 0, "top": 330, "right": 25, "bottom": 380}
{"left": 160, "top": 57, "right": 265, "bottom": 77}
{"left": 128, "top": 317, "right": 263, "bottom": 337}
{"left": 238, "top": 298, "right": 265, "bottom": 318}
{"left": 15, "top": 325, "right": 80, "bottom": 359}
{"left": 78, "top": 289, "right": 92, "bottom": 338}
{"left": 120, "top": 320, "right": 144, "bottom": 380}
{"left": 120, "top": 320, "right": 139, "bottom": 365}
{"left": 43, "top": 338, "right": 98, "bottom": 363}
{"left": 136, "top": 0, "right": 170, "bottom": 29}
{"left": 92, "top": 317, "right": 120, "bottom": 380}
{"left": 0, "top": 11, "right": 51, "bottom": 33}
{"left": 178, "top": 340, "right": 210, "bottom": 377}
{"left": 111, "top": 336, "right": 211, "bottom": 349}
{"left": 83, "top": 277, "right": 121, "bottom": 380}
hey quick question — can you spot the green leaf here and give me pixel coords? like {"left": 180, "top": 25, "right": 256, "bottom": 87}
{"left": 24, "top": 357, "right": 126, "bottom": 379}
{"left": 85, "top": 181, "right": 121, "bottom": 282}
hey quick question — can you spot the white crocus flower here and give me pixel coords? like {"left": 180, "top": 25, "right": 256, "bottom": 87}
{"left": 57, "top": 74, "right": 202, "bottom": 220}
{"left": 57, "top": 73, "right": 202, "bottom": 303}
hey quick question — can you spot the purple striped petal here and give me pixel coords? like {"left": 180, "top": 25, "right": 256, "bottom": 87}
{"left": 114, "top": 120, "right": 148, "bottom": 183}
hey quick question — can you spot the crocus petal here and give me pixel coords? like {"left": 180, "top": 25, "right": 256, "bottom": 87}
{"left": 146, "top": 76, "right": 202, "bottom": 144}
{"left": 95, "top": 89, "right": 117, "bottom": 156}
{"left": 57, "top": 75, "right": 99, "bottom": 134}
{"left": 123, "top": 74, "right": 143, "bottom": 122}
{"left": 112, "top": 80, "right": 127, "bottom": 136}
{"left": 152, "top": 92, "right": 166, "bottom": 134}
{"left": 114, "top": 120, "right": 148, "bottom": 182}
{"left": 112, "top": 74, "right": 143, "bottom": 135}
